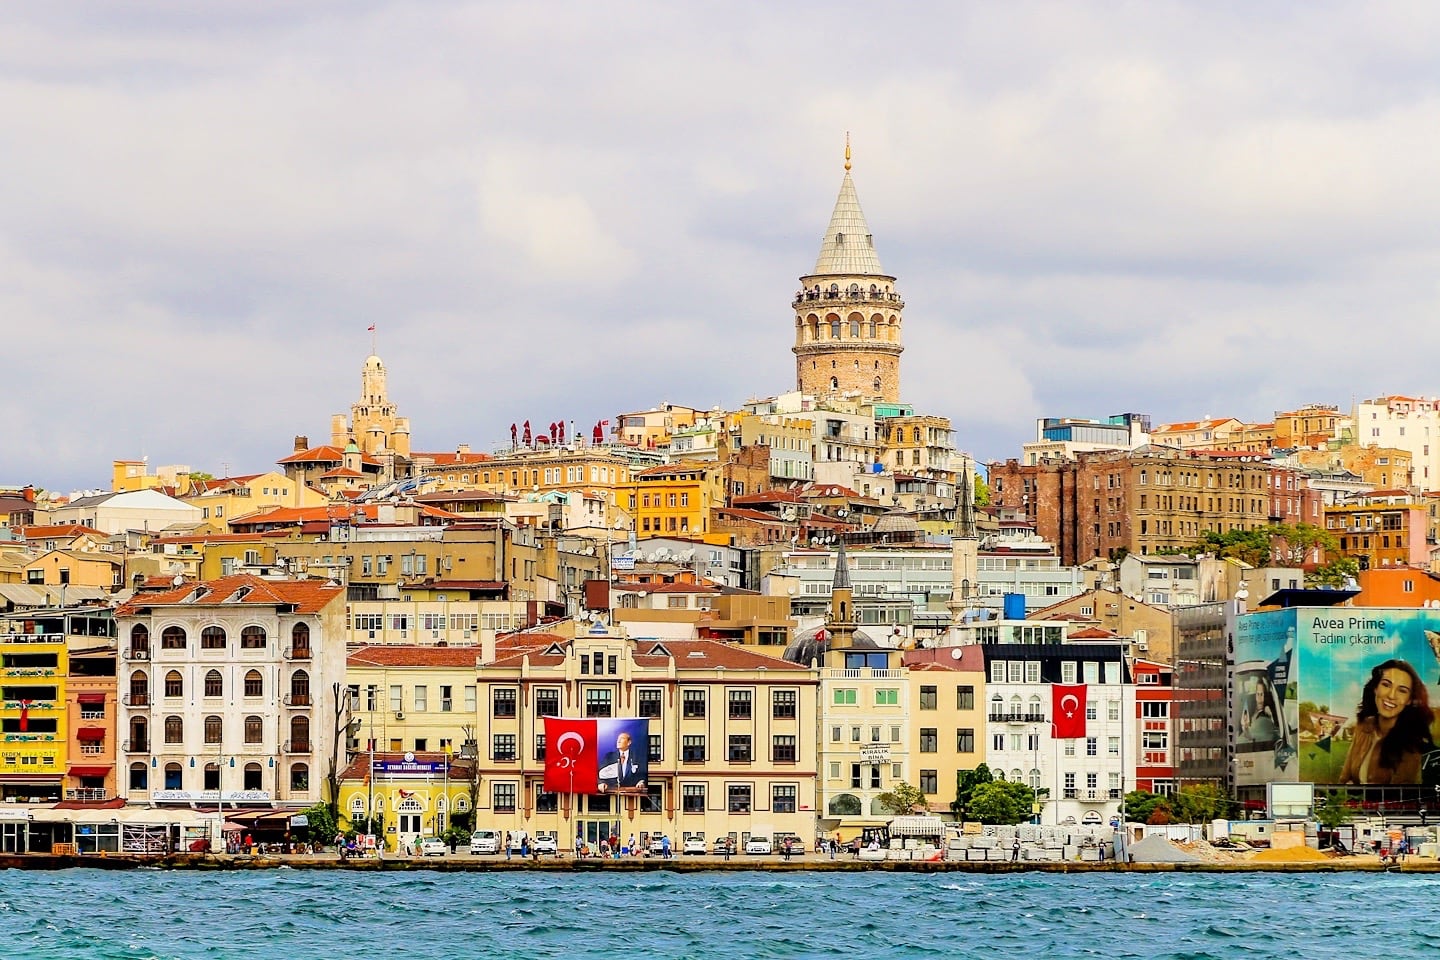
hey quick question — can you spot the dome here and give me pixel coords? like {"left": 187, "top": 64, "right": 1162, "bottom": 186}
{"left": 782, "top": 625, "right": 879, "bottom": 665}
{"left": 872, "top": 510, "right": 919, "bottom": 534}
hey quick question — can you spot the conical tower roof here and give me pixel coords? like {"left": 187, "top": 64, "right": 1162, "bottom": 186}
{"left": 832, "top": 538, "right": 853, "bottom": 592}
{"left": 810, "top": 170, "right": 887, "bottom": 277}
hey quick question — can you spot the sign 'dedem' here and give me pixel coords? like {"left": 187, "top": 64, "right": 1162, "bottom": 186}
{"left": 1233, "top": 607, "right": 1440, "bottom": 789}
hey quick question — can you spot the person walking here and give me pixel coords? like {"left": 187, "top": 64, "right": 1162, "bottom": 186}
{"left": 504, "top": 832, "right": 512, "bottom": 861}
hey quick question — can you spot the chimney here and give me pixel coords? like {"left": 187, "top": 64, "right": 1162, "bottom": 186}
{"left": 457, "top": 444, "right": 470, "bottom": 455}
{"left": 22, "top": 485, "right": 34, "bottom": 503}
{"left": 294, "top": 436, "right": 308, "bottom": 453}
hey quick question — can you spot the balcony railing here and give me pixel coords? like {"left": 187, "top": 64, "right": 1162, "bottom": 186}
{"left": 1, "top": 666, "right": 58, "bottom": 678}
{"left": 1062, "top": 788, "right": 1078, "bottom": 799}
{"left": 283, "top": 740, "right": 311, "bottom": 753}
{"left": 283, "top": 694, "right": 312, "bottom": 707}
{"left": 122, "top": 739, "right": 148, "bottom": 752}
{"left": 122, "top": 694, "right": 149, "bottom": 707}
{"left": 1108, "top": 789, "right": 1123, "bottom": 800}
{"left": 64, "top": 788, "right": 111, "bottom": 802}
{"left": 988, "top": 712, "right": 1048, "bottom": 724}
{"left": 79, "top": 743, "right": 104, "bottom": 756}
{"left": 284, "top": 647, "right": 312, "bottom": 661}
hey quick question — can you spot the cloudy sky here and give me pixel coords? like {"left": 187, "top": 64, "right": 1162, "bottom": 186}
{"left": 6, "top": 2, "right": 1440, "bottom": 493}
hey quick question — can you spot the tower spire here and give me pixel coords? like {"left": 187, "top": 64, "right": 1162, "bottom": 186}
{"left": 844, "top": 132, "right": 851, "bottom": 172}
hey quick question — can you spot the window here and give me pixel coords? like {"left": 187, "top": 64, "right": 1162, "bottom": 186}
{"left": 204, "top": 715, "right": 222, "bottom": 744}
{"left": 1086, "top": 737, "right": 1098, "bottom": 757}
{"left": 682, "top": 784, "right": 705, "bottom": 813}
{"left": 240, "top": 626, "right": 266, "bottom": 649}
{"left": 992, "top": 733, "right": 1005, "bottom": 752}
{"left": 534, "top": 734, "right": 547, "bottom": 761}
{"left": 1108, "top": 736, "right": 1120, "bottom": 756}
{"left": 164, "top": 716, "right": 183, "bottom": 744}
{"left": 832, "top": 688, "right": 857, "bottom": 706}
{"left": 493, "top": 782, "right": 517, "bottom": 813}
{"left": 957, "top": 686, "right": 974, "bottom": 711}
{"left": 585, "top": 688, "right": 613, "bottom": 717}
{"left": 772, "top": 784, "right": 797, "bottom": 813}
{"left": 289, "top": 716, "right": 309, "bottom": 751}
{"left": 164, "top": 671, "right": 183, "bottom": 698}
{"left": 648, "top": 734, "right": 663, "bottom": 762}
{"left": 129, "top": 763, "right": 147, "bottom": 791}
{"left": 1108, "top": 700, "right": 1121, "bottom": 721}
{"left": 535, "top": 688, "right": 560, "bottom": 717}
{"left": 245, "top": 715, "right": 263, "bottom": 744}
{"left": 682, "top": 735, "right": 706, "bottom": 762}
{"left": 920, "top": 728, "right": 938, "bottom": 753}
{"left": 875, "top": 688, "right": 899, "bottom": 706}
{"left": 920, "top": 769, "right": 938, "bottom": 795}
{"left": 1061, "top": 662, "right": 1078, "bottom": 684}
{"left": 161, "top": 626, "right": 186, "bottom": 650}
{"left": 440, "top": 685, "right": 452, "bottom": 712}
{"left": 728, "top": 690, "right": 753, "bottom": 719}
{"left": 640, "top": 784, "right": 664, "bottom": 813}
{"left": 493, "top": 688, "right": 517, "bottom": 718}
{"left": 493, "top": 734, "right": 517, "bottom": 761}
{"left": 201, "top": 626, "right": 226, "bottom": 649}
{"left": 204, "top": 670, "right": 223, "bottom": 698}
{"left": 682, "top": 690, "right": 706, "bottom": 718}
{"left": 637, "top": 689, "right": 663, "bottom": 718}
{"left": 728, "top": 735, "right": 753, "bottom": 762}
{"left": 772, "top": 735, "right": 796, "bottom": 762}
{"left": 1085, "top": 700, "right": 1097, "bottom": 721}
{"left": 727, "top": 784, "right": 752, "bottom": 813}
{"left": 1141, "top": 701, "right": 1169, "bottom": 718}
{"left": 244, "top": 670, "right": 263, "bottom": 698}
{"left": 414, "top": 686, "right": 428, "bottom": 712}
{"left": 535, "top": 785, "right": 559, "bottom": 813}
{"left": 291, "top": 763, "right": 309, "bottom": 792}
{"left": 772, "top": 689, "right": 797, "bottom": 719}
{"left": 390, "top": 685, "right": 402, "bottom": 712}
{"left": 851, "top": 763, "right": 862, "bottom": 788}
{"left": 920, "top": 685, "right": 937, "bottom": 710}
{"left": 956, "top": 729, "right": 975, "bottom": 753}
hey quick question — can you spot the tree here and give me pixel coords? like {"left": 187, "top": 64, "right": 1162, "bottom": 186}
{"left": 1170, "top": 784, "right": 1231, "bottom": 824}
{"left": 951, "top": 764, "right": 994, "bottom": 820}
{"left": 877, "top": 781, "right": 928, "bottom": 816}
{"left": 301, "top": 802, "right": 337, "bottom": 845}
{"left": 967, "top": 780, "right": 1035, "bottom": 825}
{"left": 325, "top": 682, "right": 355, "bottom": 822}
{"left": 1309, "top": 557, "right": 1360, "bottom": 588}
{"left": 1267, "top": 523, "right": 1336, "bottom": 567}
{"left": 1315, "top": 790, "right": 1357, "bottom": 829}
{"left": 972, "top": 475, "right": 991, "bottom": 508}
{"left": 1121, "top": 790, "right": 1168, "bottom": 824}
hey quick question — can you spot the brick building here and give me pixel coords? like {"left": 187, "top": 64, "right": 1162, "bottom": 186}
{"left": 989, "top": 448, "right": 1320, "bottom": 566}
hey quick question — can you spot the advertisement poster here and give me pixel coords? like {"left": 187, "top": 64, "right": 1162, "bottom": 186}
{"left": 542, "top": 716, "right": 650, "bottom": 795}
{"left": 1233, "top": 607, "right": 1440, "bottom": 788}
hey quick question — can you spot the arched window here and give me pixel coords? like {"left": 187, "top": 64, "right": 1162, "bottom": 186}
{"left": 161, "top": 626, "right": 186, "bottom": 650}
{"left": 204, "top": 715, "right": 222, "bottom": 744}
{"left": 869, "top": 321, "right": 878, "bottom": 338}
{"left": 913, "top": 427, "right": 922, "bottom": 443}
{"left": 350, "top": 795, "right": 365, "bottom": 813}
{"left": 129, "top": 716, "right": 148, "bottom": 752}
{"left": 830, "top": 320, "right": 841, "bottom": 339}
{"left": 291, "top": 763, "right": 309, "bottom": 792}
{"left": 827, "top": 794, "right": 862, "bottom": 816}
{"left": 1029, "top": 769, "right": 1042, "bottom": 790}
{"left": 164, "top": 670, "right": 183, "bottom": 698}
{"left": 243, "top": 762, "right": 262, "bottom": 791}
{"left": 128, "top": 671, "right": 149, "bottom": 706}
{"left": 240, "top": 626, "right": 267, "bottom": 650}
{"left": 244, "top": 670, "right": 263, "bottom": 697}
{"left": 203, "top": 762, "right": 220, "bottom": 791}
{"left": 289, "top": 716, "right": 310, "bottom": 751}
{"left": 1010, "top": 768, "right": 1024, "bottom": 783}
{"left": 201, "top": 626, "right": 226, "bottom": 649}
{"left": 164, "top": 715, "right": 183, "bottom": 744}
{"left": 204, "top": 670, "right": 223, "bottom": 697}
{"left": 129, "top": 762, "right": 148, "bottom": 791}
{"left": 291, "top": 623, "right": 311, "bottom": 657}
{"left": 850, "top": 320, "right": 861, "bottom": 338}
{"left": 129, "top": 624, "right": 149, "bottom": 655}
{"left": 244, "top": 715, "right": 263, "bottom": 744}
{"left": 873, "top": 377, "right": 882, "bottom": 392}
{"left": 830, "top": 377, "right": 839, "bottom": 390}
{"left": 164, "top": 762, "right": 182, "bottom": 790}
{"left": 289, "top": 670, "right": 310, "bottom": 705}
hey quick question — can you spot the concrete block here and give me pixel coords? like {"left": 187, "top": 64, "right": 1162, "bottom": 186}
{"left": 966, "top": 848, "right": 987, "bottom": 861}
{"left": 1018, "top": 826, "right": 1039, "bottom": 843}
{"left": 1080, "top": 847, "right": 1101, "bottom": 861}
{"left": 1063, "top": 845, "right": 1079, "bottom": 860}
{"left": 973, "top": 836, "right": 996, "bottom": 849}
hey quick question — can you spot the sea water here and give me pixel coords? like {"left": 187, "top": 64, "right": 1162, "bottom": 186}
{"left": 1, "top": 868, "right": 1436, "bottom": 958}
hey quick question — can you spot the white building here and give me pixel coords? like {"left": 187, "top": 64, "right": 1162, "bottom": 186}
{"left": 48, "top": 489, "right": 202, "bottom": 537}
{"left": 116, "top": 575, "right": 347, "bottom": 810}
{"left": 1353, "top": 395, "right": 1440, "bottom": 490}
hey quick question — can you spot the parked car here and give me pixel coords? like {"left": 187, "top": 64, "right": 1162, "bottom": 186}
{"left": 417, "top": 837, "right": 446, "bottom": 857}
{"left": 534, "top": 835, "right": 559, "bottom": 856}
{"left": 683, "top": 836, "right": 707, "bottom": 856}
{"left": 469, "top": 830, "right": 500, "bottom": 855}
{"left": 713, "top": 836, "right": 736, "bottom": 855}
{"left": 649, "top": 836, "right": 667, "bottom": 855}
{"left": 745, "top": 836, "right": 773, "bottom": 855}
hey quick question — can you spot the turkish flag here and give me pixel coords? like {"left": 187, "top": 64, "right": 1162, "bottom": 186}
{"left": 1052, "top": 684, "right": 1087, "bottom": 739}
{"left": 543, "top": 717, "right": 598, "bottom": 794}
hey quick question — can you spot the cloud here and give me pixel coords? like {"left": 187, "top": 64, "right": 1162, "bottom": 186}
{"left": 5, "top": 2, "right": 1440, "bottom": 491}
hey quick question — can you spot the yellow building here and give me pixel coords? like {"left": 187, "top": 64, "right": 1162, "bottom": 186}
{"left": 903, "top": 648, "right": 987, "bottom": 811}
{"left": 0, "top": 626, "right": 69, "bottom": 801}
{"left": 22, "top": 550, "right": 121, "bottom": 592}
{"left": 470, "top": 624, "right": 819, "bottom": 852}
{"left": 880, "top": 415, "right": 956, "bottom": 484}
{"left": 337, "top": 750, "right": 473, "bottom": 849}
{"left": 620, "top": 462, "right": 723, "bottom": 542}
{"left": 182, "top": 471, "right": 325, "bottom": 519}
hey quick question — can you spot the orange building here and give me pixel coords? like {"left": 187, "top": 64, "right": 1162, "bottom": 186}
{"left": 1350, "top": 567, "right": 1440, "bottom": 607}
{"left": 1274, "top": 404, "right": 1342, "bottom": 450}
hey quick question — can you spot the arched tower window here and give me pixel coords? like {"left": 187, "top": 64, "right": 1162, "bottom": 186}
{"left": 830, "top": 377, "right": 839, "bottom": 390}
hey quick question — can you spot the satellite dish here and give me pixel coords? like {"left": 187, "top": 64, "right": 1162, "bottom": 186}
{"left": 172, "top": 575, "right": 184, "bottom": 586}
{"left": 951, "top": 648, "right": 963, "bottom": 660}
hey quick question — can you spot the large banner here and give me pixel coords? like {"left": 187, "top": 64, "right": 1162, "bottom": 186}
{"left": 1233, "top": 607, "right": 1440, "bottom": 788}
{"left": 543, "top": 716, "right": 650, "bottom": 795}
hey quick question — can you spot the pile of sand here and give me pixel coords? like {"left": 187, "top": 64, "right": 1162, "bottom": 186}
{"left": 1250, "top": 844, "right": 1331, "bottom": 863}
{"left": 1128, "top": 834, "right": 1202, "bottom": 864}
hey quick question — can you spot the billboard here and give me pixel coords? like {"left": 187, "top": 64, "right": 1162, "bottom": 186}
{"left": 543, "top": 716, "right": 650, "bottom": 795}
{"left": 1233, "top": 607, "right": 1440, "bottom": 788}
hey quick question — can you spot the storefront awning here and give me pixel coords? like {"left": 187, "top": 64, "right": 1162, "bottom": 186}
{"left": 0, "top": 773, "right": 61, "bottom": 782}
{"left": 67, "top": 766, "right": 112, "bottom": 778}
{"left": 76, "top": 727, "right": 106, "bottom": 741}
{"left": 76, "top": 694, "right": 106, "bottom": 705}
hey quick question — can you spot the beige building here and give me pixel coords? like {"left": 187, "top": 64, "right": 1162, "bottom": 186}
{"left": 1031, "top": 588, "right": 1176, "bottom": 665}
{"left": 904, "top": 647, "right": 988, "bottom": 812}
{"left": 182, "top": 471, "right": 324, "bottom": 520}
{"left": 346, "top": 645, "right": 480, "bottom": 757}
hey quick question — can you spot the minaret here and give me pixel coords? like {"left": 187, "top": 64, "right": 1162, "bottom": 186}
{"left": 948, "top": 461, "right": 979, "bottom": 626}
{"left": 826, "top": 538, "right": 858, "bottom": 649}
{"left": 793, "top": 136, "right": 905, "bottom": 402}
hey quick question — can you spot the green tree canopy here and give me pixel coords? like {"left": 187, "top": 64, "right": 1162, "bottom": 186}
{"left": 1308, "top": 556, "right": 1360, "bottom": 588}
{"left": 1170, "top": 784, "right": 1231, "bottom": 824}
{"left": 1121, "top": 790, "right": 1167, "bottom": 824}
{"left": 968, "top": 780, "right": 1036, "bottom": 825}
{"left": 1315, "top": 790, "right": 1357, "bottom": 829}
{"left": 951, "top": 763, "right": 994, "bottom": 820}
{"left": 877, "top": 781, "right": 929, "bottom": 816}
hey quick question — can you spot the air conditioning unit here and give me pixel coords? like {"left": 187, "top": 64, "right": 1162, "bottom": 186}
{"left": 394, "top": 711, "right": 405, "bottom": 721}
{"left": 1136, "top": 642, "right": 1149, "bottom": 653}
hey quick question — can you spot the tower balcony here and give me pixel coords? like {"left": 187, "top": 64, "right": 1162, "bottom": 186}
{"left": 794, "top": 289, "right": 904, "bottom": 308}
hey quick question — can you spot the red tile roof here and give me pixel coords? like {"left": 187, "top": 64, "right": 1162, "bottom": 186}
{"left": 319, "top": 468, "right": 367, "bottom": 479}
{"left": 278, "top": 445, "right": 382, "bottom": 467}
{"left": 348, "top": 645, "right": 482, "bottom": 668}
{"left": 17, "top": 525, "right": 105, "bottom": 540}
{"left": 611, "top": 582, "right": 720, "bottom": 594}
{"left": 417, "top": 452, "right": 492, "bottom": 466}
{"left": 1067, "top": 627, "right": 1118, "bottom": 639}
{"left": 116, "top": 574, "right": 343, "bottom": 616}
{"left": 483, "top": 637, "right": 810, "bottom": 672}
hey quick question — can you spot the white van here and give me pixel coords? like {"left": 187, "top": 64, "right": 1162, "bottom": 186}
{"left": 469, "top": 830, "right": 500, "bottom": 855}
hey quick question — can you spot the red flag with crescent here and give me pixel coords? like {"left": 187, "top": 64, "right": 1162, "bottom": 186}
{"left": 1052, "top": 684, "right": 1087, "bottom": 739}
{"left": 543, "top": 717, "right": 598, "bottom": 794}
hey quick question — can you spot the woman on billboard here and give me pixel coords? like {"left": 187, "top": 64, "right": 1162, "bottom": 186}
{"left": 1339, "top": 659, "right": 1434, "bottom": 785}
